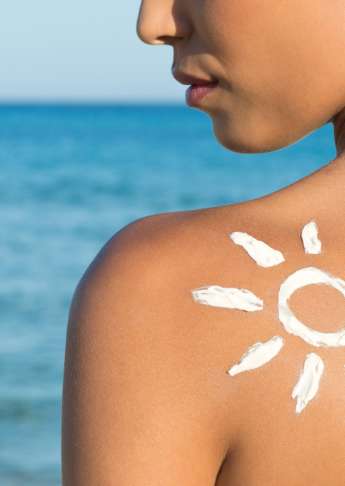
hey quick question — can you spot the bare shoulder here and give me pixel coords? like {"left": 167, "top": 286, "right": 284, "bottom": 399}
{"left": 69, "top": 205, "right": 248, "bottom": 309}
{"left": 61, "top": 208, "right": 244, "bottom": 486}
{"left": 63, "top": 201, "right": 345, "bottom": 486}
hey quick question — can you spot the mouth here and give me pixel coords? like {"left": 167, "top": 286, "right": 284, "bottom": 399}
{"left": 172, "top": 69, "right": 219, "bottom": 87}
{"left": 172, "top": 68, "right": 220, "bottom": 106}
{"left": 185, "top": 82, "right": 219, "bottom": 106}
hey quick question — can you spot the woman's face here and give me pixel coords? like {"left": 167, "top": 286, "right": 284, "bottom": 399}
{"left": 137, "top": 0, "right": 345, "bottom": 153}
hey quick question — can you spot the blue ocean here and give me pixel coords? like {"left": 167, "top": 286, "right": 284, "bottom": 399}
{"left": 0, "top": 103, "right": 336, "bottom": 485}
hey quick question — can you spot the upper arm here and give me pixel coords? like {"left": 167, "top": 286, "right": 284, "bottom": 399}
{"left": 61, "top": 216, "right": 229, "bottom": 486}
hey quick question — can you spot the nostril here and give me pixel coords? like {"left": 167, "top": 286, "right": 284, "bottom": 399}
{"left": 156, "top": 35, "right": 181, "bottom": 46}
{"left": 156, "top": 35, "right": 169, "bottom": 43}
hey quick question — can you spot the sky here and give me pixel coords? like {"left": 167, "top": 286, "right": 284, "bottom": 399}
{"left": 0, "top": 0, "right": 184, "bottom": 102}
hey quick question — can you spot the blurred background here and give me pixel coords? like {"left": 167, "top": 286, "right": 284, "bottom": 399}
{"left": 0, "top": 1, "right": 336, "bottom": 485}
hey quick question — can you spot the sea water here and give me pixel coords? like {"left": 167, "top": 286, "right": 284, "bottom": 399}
{"left": 0, "top": 103, "right": 335, "bottom": 485}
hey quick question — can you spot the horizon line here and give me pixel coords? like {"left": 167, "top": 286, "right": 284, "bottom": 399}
{"left": 0, "top": 99, "right": 185, "bottom": 106}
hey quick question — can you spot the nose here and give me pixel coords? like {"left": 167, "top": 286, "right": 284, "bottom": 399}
{"left": 136, "top": 0, "right": 190, "bottom": 46}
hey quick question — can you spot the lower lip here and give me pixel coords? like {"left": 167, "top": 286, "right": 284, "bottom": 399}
{"left": 185, "top": 82, "right": 219, "bottom": 106}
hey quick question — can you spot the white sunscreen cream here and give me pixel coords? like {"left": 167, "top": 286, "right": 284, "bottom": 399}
{"left": 292, "top": 352, "right": 324, "bottom": 414}
{"left": 278, "top": 266, "right": 345, "bottom": 347}
{"left": 191, "top": 219, "right": 342, "bottom": 415}
{"left": 301, "top": 220, "right": 321, "bottom": 254}
{"left": 229, "top": 231, "right": 285, "bottom": 268}
{"left": 227, "top": 336, "right": 284, "bottom": 376}
{"left": 191, "top": 285, "right": 263, "bottom": 312}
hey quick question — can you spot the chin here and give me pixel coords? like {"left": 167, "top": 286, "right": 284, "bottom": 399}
{"left": 211, "top": 113, "right": 307, "bottom": 154}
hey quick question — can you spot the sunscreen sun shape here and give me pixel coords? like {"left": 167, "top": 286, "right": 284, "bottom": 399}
{"left": 229, "top": 231, "right": 285, "bottom": 268}
{"left": 192, "top": 218, "right": 345, "bottom": 415}
{"left": 292, "top": 353, "right": 324, "bottom": 414}
{"left": 191, "top": 285, "right": 263, "bottom": 312}
{"left": 227, "top": 336, "right": 284, "bottom": 376}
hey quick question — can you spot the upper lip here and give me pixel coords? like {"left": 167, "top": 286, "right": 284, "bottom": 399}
{"left": 172, "top": 70, "right": 218, "bottom": 86}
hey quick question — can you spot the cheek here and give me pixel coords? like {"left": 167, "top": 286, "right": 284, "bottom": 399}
{"left": 205, "top": 4, "right": 328, "bottom": 120}
{"left": 198, "top": 0, "right": 274, "bottom": 51}
{"left": 200, "top": 0, "right": 317, "bottom": 101}
{"left": 197, "top": 0, "right": 345, "bottom": 153}
{"left": 199, "top": 1, "right": 284, "bottom": 104}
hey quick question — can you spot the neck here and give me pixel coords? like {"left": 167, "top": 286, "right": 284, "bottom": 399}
{"left": 262, "top": 107, "right": 345, "bottom": 223}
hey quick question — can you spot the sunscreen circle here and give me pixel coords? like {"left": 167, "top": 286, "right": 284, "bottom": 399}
{"left": 278, "top": 267, "right": 345, "bottom": 347}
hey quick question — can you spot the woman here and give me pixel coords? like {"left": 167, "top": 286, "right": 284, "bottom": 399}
{"left": 62, "top": 1, "right": 345, "bottom": 484}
